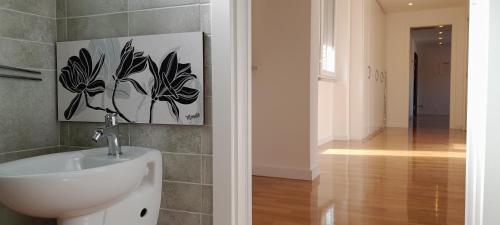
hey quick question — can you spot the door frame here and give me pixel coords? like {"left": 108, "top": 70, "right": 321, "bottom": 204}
{"left": 212, "top": 0, "right": 252, "bottom": 225}
{"left": 412, "top": 52, "right": 418, "bottom": 118}
{"left": 466, "top": 0, "right": 492, "bottom": 224}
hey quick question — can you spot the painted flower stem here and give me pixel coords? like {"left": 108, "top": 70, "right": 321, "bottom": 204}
{"left": 112, "top": 81, "right": 133, "bottom": 123}
{"left": 149, "top": 100, "right": 156, "bottom": 123}
{"left": 84, "top": 94, "right": 116, "bottom": 113}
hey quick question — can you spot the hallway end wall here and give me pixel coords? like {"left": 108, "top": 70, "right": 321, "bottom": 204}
{"left": 385, "top": 7, "right": 468, "bottom": 129}
{"left": 417, "top": 43, "right": 452, "bottom": 116}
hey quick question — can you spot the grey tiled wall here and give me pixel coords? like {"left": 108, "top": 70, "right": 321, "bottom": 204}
{"left": 0, "top": 4, "right": 58, "bottom": 153}
{"left": 56, "top": 0, "right": 213, "bottom": 224}
{"left": 0, "top": 0, "right": 59, "bottom": 224}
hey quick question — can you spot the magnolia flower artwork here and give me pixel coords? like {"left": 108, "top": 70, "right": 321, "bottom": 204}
{"left": 57, "top": 32, "right": 204, "bottom": 125}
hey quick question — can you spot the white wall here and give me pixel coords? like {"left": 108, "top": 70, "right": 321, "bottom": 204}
{"left": 347, "top": 0, "right": 366, "bottom": 140}
{"left": 385, "top": 7, "right": 468, "bottom": 129}
{"left": 416, "top": 43, "right": 451, "bottom": 116}
{"left": 330, "top": 0, "right": 351, "bottom": 140}
{"left": 321, "top": 0, "right": 386, "bottom": 141}
{"left": 364, "top": 0, "right": 386, "bottom": 136}
{"left": 347, "top": 0, "right": 386, "bottom": 140}
{"left": 317, "top": 0, "right": 350, "bottom": 143}
{"left": 310, "top": 0, "right": 320, "bottom": 178}
{"left": 252, "top": 0, "right": 317, "bottom": 180}
{"left": 318, "top": 81, "right": 334, "bottom": 145}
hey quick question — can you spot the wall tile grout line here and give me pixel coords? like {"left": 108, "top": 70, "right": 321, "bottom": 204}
{"left": 67, "top": 123, "right": 70, "bottom": 146}
{"left": 53, "top": 150, "right": 210, "bottom": 157}
{"left": 200, "top": 145, "right": 203, "bottom": 224}
{"left": 60, "top": 14, "right": 213, "bottom": 41}
{"left": 64, "top": 3, "right": 202, "bottom": 20}
{"left": 58, "top": 146, "right": 209, "bottom": 156}
{"left": 4, "top": 67, "right": 55, "bottom": 72}
{"left": 58, "top": 123, "right": 61, "bottom": 147}
{"left": 158, "top": 208, "right": 213, "bottom": 220}
{"left": 61, "top": 145, "right": 88, "bottom": 149}
{"left": 127, "top": 0, "right": 130, "bottom": 37}
{"left": 0, "top": 145, "right": 60, "bottom": 155}
{"left": 129, "top": 3, "right": 210, "bottom": 13}
{"left": 65, "top": 0, "right": 68, "bottom": 41}
{"left": 52, "top": 0, "right": 56, "bottom": 19}
{"left": 0, "top": 36, "right": 55, "bottom": 46}
{"left": 128, "top": 124, "right": 131, "bottom": 146}
{"left": 200, "top": 152, "right": 203, "bottom": 209}
{"left": 163, "top": 179, "right": 210, "bottom": 186}
{"left": 0, "top": 7, "right": 56, "bottom": 20}
{"left": 159, "top": 207, "right": 203, "bottom": 215}
{"left": 161, "top": 152, "right": 208, "bottom": 157}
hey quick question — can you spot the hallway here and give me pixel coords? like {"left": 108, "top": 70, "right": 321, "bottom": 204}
{"left": 253, "top": 127, "right": 466, "bottom": 225}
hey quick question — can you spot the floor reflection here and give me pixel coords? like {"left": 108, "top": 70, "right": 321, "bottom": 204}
{"left": 252, "top": 127, "right": 466, "bottom": 225}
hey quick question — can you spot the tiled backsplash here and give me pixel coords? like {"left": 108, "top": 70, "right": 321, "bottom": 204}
{"left": 0, "top": 0, "right": 213, "bottom": 224}
{"left": 56, "top": 0, "right": 213, "bottom": 224}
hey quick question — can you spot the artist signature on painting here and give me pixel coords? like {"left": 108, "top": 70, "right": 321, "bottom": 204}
{"left": 186, "top": 113, "right": 200, "bottom": 120}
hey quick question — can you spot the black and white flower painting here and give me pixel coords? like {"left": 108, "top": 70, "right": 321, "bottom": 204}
{"left": 56, "top": 32, "right": 204, "bottom": 125}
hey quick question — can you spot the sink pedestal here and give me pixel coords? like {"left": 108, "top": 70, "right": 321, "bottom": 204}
{"left": 59, "top": 158, "right": 162, "bottom": 225}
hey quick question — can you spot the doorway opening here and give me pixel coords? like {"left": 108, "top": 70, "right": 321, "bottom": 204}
{"left": 409, "top": 26, "right": 453, "bottom": 129}
{"left": 250, "top": 0, "right": 468, "bottom": 224}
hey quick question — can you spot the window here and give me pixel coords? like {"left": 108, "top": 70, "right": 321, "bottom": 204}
{"left": 320, "top": 0, "right": 336, "bottom": 79}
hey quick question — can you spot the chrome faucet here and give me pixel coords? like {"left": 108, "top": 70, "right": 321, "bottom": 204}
{"left": 92, "top": 113, "right": 122, "bottom": 158}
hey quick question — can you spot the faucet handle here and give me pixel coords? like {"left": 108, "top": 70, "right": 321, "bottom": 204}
{"left": 105, "top": 113, "right": 119, "bottom": 126}
{"left": 92, "top": 128, "right": 104, "bottom": 143}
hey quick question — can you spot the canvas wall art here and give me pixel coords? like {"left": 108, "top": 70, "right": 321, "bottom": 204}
{"left": 57, "top": 32, "right": 204, "bottom": 125}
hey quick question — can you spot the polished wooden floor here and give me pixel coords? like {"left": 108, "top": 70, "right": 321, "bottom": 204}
{"left": 253, "top": 117, "right": 466, "bottom": 225}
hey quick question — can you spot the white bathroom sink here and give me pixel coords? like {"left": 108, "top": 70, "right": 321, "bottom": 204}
{"left": 0, "top": 146, "right": 162, "bottom": 225}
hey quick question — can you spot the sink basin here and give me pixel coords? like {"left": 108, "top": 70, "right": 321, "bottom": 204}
{"left": 0, "top": 146, "right": 162, "bottom": 225}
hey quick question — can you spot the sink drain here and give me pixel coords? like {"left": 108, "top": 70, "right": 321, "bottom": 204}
{"left": 140, "top": 208, "right": 147, "bottom": 217}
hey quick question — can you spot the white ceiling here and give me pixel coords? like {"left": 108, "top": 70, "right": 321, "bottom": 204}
{"left": 377, "top": 0, "right": 468, "bottom": 13}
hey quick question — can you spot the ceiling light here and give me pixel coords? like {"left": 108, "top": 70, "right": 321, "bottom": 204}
{"left": 439, "top": 31, "right": 444, "bottom": 34}
{"left": 438, "top": 37, "right": 443, "bottom": 40}
{"left": 439, "top": 25, "right": 444, "bottom": 28}
{"left": 438, "top": 42, "right": 443, "bottom": 45}
{"left": 408, "top": 2, "right": 413, "bottom": 6}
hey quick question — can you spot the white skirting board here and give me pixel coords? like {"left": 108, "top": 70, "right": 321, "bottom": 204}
{"left": 332, "top": 134, "right": 350, "bottom": 140}
{"left": 318, "top": 135, "right": 334, "bottom": 146}
{"left": 253, "top": 165, "right": 320, "bottom": 181}
{"left": 318, "top": 133, "right": 351, "bottom": 146}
